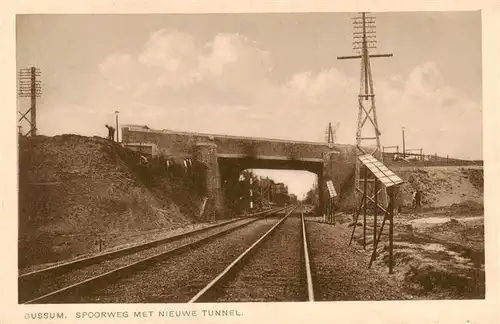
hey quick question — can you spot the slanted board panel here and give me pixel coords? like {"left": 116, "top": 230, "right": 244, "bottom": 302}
{"left": 359, "top": 154, "right": 403, "bottom": 187}
{"left": 326, "top": 180, "right": 337, "bottom": 198}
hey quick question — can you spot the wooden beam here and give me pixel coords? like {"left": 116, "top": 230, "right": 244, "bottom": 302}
{"left": 355, "top": 187, "right": 387, "bottom": 214}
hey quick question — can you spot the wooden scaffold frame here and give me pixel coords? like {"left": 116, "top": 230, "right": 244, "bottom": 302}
{"left": 348, "top": 154, "right": 403, "bottom": 273}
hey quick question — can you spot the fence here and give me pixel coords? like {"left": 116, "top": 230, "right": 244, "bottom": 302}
{"left": 382, "top": 152, "right": 482, "bottom": 167}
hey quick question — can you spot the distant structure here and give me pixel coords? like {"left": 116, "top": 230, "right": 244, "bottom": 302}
{"left": 337, "top": 12, "right": 393, "bottom": 207}
{"left": 324, "top": 122, "right": 338, "bottom": 144}
{"left": 18, "top": 67, "right": 41, "bottom": 136}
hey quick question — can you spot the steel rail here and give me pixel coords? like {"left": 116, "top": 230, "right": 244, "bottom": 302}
{"left": 22, "top": 206, "right": 290, "bottom": 304}
{"left": 19, "top": 207, "right": 286, "bottom": 294}
{"left": 188, "top": 204, "right": 299, "bottom": 303}
{"left": 301, "top": 204, "right": 315, "bottom": 301}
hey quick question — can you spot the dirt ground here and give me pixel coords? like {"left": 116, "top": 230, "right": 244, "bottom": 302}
{"left": 394, "top": 166, "right": 483, "bottom": 208}
{"left": 307, "top": 209, "right": 484, "bottom": 299}
{"left": 305, "top": 165, "right": 485, "bottom": 299}
{"left": 307, "top": 201, "right": 485, "bottom": 300}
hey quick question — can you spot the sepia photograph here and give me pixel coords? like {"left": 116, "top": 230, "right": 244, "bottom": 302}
{"left": 16, "top": 11, "right": 486, "bottom": 306}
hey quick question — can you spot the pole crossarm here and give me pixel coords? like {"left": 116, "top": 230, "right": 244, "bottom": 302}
{"left": 337, "top": 54, "right": 393, "bottom": 60}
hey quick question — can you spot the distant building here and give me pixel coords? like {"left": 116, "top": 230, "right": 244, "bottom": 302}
{"left": 273, "top": 182, "right": 288, "bottom": 195}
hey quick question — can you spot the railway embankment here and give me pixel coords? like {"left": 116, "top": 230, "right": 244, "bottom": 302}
{"left": 18, "top": 135, "right": 204, "bottom": 269}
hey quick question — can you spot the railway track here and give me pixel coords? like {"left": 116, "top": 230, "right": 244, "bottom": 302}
{"left": 46, "top": 209, "right": 293, "bottom": 303}
{"left": 19, "top": 207, "right": 289, "bottom": 304}
{"left": 188, "top": 204, "right": 314, "bottom": 302}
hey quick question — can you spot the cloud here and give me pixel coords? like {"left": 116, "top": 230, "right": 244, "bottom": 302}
{"left": 100, "top": 30, "right": 271, "bottom": 98}
{"left": 138, "top": 30, "right": 198, "bottom": 71}
{"left": 94, "top": 31, "right": 481, "bottom": 160}
{"left": 99, "top": 53, "right": 134, "bottom": 90}
{"left": 376, "top": 62, "right": 482, "bottom": 159}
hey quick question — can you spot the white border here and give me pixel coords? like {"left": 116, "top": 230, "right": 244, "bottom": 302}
{"left": 1, "top": 2, "right": 499, "bottom": 324}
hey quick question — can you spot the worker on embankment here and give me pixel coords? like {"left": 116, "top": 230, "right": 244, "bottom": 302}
{"left": 415, "top": 189, "right": 422, "bottom": 212}
{"left": 105, "top": 124, "right": 115, "bottom": 141}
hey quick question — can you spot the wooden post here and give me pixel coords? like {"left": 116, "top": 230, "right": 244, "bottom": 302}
{"left": 349, "top": 195, "right": 366, "bottom": 246}
{"left": 368, "top": 208, "right": 389, "bottom": 268}
{"left": 363, "top": 167, "right": 368, "bottom": 249}
{"left": 328, "top": 197, "right": 332, "bottom": 223}
{"left": 327, "top": 197, "right": 330, "bottom": 223}
{"left": 402, "top": 127, "right": 406, "bottom": 159}
{"left": 115, "top": 111, "right": 120, "bottom": 142}
{"left": 332, "top": 198, "right": 336, "bottom": 224}
{"left": 325, "top": 196, "right": 328, "bottom": 223}
{"left": 331, "top": 198, "right": 334, "bottom": 223}
{"left": 389, "top": 187, "right": 395, "bottom": 274}
{"left": 330, "top": 198, "right": 333, "bottom": 223}
{"left": 373, "top": 178, "right": 378, "bottom": 256}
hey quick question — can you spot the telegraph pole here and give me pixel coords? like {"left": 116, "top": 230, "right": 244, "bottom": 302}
{"left": 402, "top": 127, "right": 406, "bottom": 158}
{"left": 249, "top": 177, "right": 253, "bottom": 210}
{"left": 18, "top": 67, "right": 41, "bottom": 136}
{"left": 338, "top": 12, "right": 393, "bottom": 207}
{"left": 115, "top": 110, "right": 120, "bottom": 142}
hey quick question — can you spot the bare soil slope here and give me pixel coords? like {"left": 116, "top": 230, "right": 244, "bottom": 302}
{"left": 393, "top": 166, "right": 483, "bottom": 209}
{"left": 18, "top": 135, "right": 202, "bottom": 268}
{"left": 348, "top": 166, "right": 484, "bottom": 299}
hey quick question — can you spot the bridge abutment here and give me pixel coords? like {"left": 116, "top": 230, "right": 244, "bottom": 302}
{"left": 320, "top": 150, "right": 339, "bottom": 214}
{"left": 195, "top": 142, "right": 223, "bottom": 221}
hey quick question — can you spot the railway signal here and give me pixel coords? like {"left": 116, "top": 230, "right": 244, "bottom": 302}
{"left": 325, "top": 180, "right": 338, "bottom": 224}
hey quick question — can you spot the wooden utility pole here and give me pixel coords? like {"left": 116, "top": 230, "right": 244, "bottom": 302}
{"left": 338, "top": 12, "right": 393, "bottom": 209}
{"left": 115, "top": 111, "right": 120, "bottom": 142}
{"left": 402, "top": 127, "right": 406, "bottom": 158}
{"left": 18, "top": 67, "right": 41, "bottom": 136}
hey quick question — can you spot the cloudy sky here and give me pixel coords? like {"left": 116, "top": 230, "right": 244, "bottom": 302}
{"left": 16, "top": 12, "right": 482, "bottom": 197}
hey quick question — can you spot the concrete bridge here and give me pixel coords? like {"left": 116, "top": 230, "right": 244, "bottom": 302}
{"left": 121, "top": 125, "right": 358, "bottom": 220}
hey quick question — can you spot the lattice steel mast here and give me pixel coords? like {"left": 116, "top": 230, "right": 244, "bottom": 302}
{"left": 325, "top": 122, "right": 336, "bottom": 144}
{"left": 18, "top": 67, "right": 41, "bottom": 136}
{"left": 338, "top": 12, "right": 393, "bottom": 208}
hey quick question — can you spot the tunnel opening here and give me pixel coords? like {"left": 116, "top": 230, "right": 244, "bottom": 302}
{"left": 219, "top": 158, "right": 319, "bottom": 216}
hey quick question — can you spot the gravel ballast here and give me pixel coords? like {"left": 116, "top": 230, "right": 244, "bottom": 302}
{"left": 306, "top": 221, "right": 407, "bottom": 301}
{"left": 21, "top": 216, "right": 262, "bottom": 303}
{"left": 60, "top": 217, "right": 282, "bottom": 303}
{"left": 213, "top": 214, "right": 306, "bottom": 302}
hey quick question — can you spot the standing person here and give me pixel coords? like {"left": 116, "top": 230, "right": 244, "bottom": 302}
{"left": 415, "top": 189, "right": 422, "bottom": 212}
{"left": 412, "top": 190, "right": 417, "bottom": 211}
{"left": 105, "top": 124, "right": 115, "bottom": 141}
{"left": 394, "top": 186, "right": 402, "bottom": 215}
